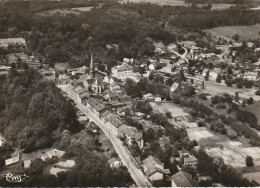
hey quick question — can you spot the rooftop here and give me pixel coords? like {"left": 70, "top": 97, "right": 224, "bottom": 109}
{"left": 171, "top": 171, "right": 193, "bottom": 187}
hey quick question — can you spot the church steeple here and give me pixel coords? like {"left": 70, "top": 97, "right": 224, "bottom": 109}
{"left": 89, "top": 52, "right": 95, "bottom": 79}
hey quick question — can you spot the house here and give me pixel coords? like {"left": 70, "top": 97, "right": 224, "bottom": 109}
{"left": 171, "top": 171, "right": 194, "bottom": 187}
{"left": 105, "top": 92, "right": 119, "bottom": 102}
{"left": 182, "top": 41, "right": 197, "bottom": 48}
{"left": 118, "top": 125, "right": 144, "bottom": 148}
{"left": 104, "top": 113, "right": 124, "bottom": 136}
{"left": 202, "top": 68, "right": 209, "bottom": 77}
{"left": 5, "top": 151, "right": 20, "bottom": 166}
{"left": 170, "top": 82, "right": 181, "bottom": 96}
{"left": 243, "top": 72, "right": 258, "bottom": 81}
{"left": 123, "top": 57, "right": 134, "bottom": 64}
{"left": 108, "top": 157, "right": 122, "bottom": 169}
{"left": 160, "top": 58, "right": 171, "bottom": 64}
{"left": 40, "top": 149, "right": 65, "bottom": 161}
{"left": 78, "top": 90, "right": 91, "bottom": 102}
{"left": 86, "top": 98, "right": 107, "bottom": 117}
{"left": 110, "top": 82, "right": 122, "bottom": 93}
{"left": 0, "top": 38, "right": 26, "bottom": 47}
{"left": 149, "top": 64, "right": 155, "bottom": 71}
{"left": 209, "top": 68, "right": 221, "bottom": 79}
{"left": 59, "top": 74, "right": 70, "bottom": 84}
{"left": 155, "top": 97, "right": 161, "bottom": 102}
{"left": 143, "top": 93, "right": 154, "bottom": 100}
{"left": 111, "top": 62, "right": 134, "bottom": 80}
{"left": 135, "top": 112, "right": 145, "bottom": 119}
{"left": 143, "top": 156, "right": 170, "bottom": 181}
{"left": 184, "top": 156, "right": 197, "bottom": 168}
{"left": 24, "top": 159, "right": 32, "bottom": 168}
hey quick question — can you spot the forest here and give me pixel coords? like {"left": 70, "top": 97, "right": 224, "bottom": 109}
{"left": 0, "top": 67, "right": 84, "bottom": 152}
{"left": 0, "top": 0, "right": 259, "bottom": 67}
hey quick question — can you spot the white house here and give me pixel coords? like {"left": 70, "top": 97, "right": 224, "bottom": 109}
{"left": 5, "top": 151, "right": 20, "bottom": 166}
{"left": 171, "top": 171, "right": 193, "bottom": 187}
{"left": 118, "top": 125, "right": 144, "bottom": 149}
{"left": 149, "top": 64, "right": 155, "bottom": 71}
{"left": 143, "top": 93, "right": 155, "bottom": 100}
{"left": 184, "top": 156, "right": 197, "bottom": 169}
{"left": 155, "top": 97, "right": 161, "bottom": 102}
{"left": 111, "top": 62, "right": 134, "bottom": 80}
{"left": 143, "top": 156, "right": 170, "bottom": 182}
{"left": 108, "top": 157, "right": 122, "bottom": 168}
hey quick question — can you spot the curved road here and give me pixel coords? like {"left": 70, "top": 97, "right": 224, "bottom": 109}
{"left": 59, "top": 85, "right": 152, "bottom": 187}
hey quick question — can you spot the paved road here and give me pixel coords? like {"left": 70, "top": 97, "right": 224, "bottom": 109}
{"left": 58, "top": 85, "right": 152, "bottom": 187}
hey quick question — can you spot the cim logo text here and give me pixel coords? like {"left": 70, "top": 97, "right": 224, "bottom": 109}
{"left": 3, "top": 172, "right": 28, "bottom": 183}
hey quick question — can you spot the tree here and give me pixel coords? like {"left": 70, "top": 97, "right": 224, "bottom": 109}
{"left": 233, "top": 34, "right": 240, "bottom": 41}
{"left": 97, "top": 64, "right": 106, "bottom": 72}
{"left": 165, "top": 111, "right": 172, "bottom": 118}
{"left": 247, "top": 97, "right": 254, "bottom": 105}
{"left": 255, "top": 90, "right": 260, "bottom": 96}
{"left": 246, "top": 155, "right": 254, "bottom": 167}
{"left": 216, "top": 74, "right": 221, "bottom": 83}
{"left": 166, "top": 78, "right": 174, "bottom": 86}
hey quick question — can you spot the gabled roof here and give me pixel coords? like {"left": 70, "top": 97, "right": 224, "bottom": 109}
{"left": 119, "top": 125, "right": 142, "bottom": 140}
{"left": 74, "top": 85, "right": 85, "bottom": 93}
{"left": 108, "top": 157, "right": 121, "bottom": 165}
{"left": 171, "top": 171, "right": 193, "bottom": 187}
{"left": 105, "top": 113, "right": 123, "bottom": 128}
{"left": 78, "top": 74, "right": 89, "bottom": 83}
{"left": 184, "top": 156, "right": 197, "bottom": 163}
{"left": 79, "top": 91, "right": 91, "bottom": 99}
{"left": 87, "top": 98, "right": 106, "bottom": 112}
{"left": 143, "top": 156, "right": 169, "bottom": 176}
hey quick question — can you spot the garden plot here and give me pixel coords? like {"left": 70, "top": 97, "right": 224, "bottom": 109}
{"left": 149, "top": 102, "right": 189, "bottom": 118}
{"left": 187, "top": 127, "right": 215, "bottom": 141}
{"left": 206, "top": 141, "right": 260, "bottom": 168}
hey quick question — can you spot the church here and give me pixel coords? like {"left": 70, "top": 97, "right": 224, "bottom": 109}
{"left": 77, "top": 53, "right": 104, "bottom": 94}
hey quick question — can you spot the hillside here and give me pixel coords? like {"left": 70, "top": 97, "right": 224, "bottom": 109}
{"left": 0, "top": 67, "right": 84, "bottom": 152}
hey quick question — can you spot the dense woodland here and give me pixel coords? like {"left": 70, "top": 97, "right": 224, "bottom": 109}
{"left": 184, "top": 0, "right": 254, "bottom": 4}
{"left": 0, "top": 1, "right": 259, "bottom": 67}
{"left": 0, "top": 67, "right": 84, "bottom": 152}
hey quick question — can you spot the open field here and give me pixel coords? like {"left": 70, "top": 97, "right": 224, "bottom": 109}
{"left": 0, "top": 134, "right": 5, "bottom": 146}
{"left": 245, "top": 101, "right": 260, "bottom": 125}
{"left": 208, "top": 24, "right": 260, "bottom": 41}
{"left": 120, "top": 0, "right": 233, "bottom": 9}
{"left": 38, "top": 9, "right": 80, "bottom": 16}
{"left": 149, "top": 102, "right": 189, "bottom": 117}
{"left": 187, "top": 127, "right": 215, "bottom": 141}
{"left": 56, "top": 160, "right": 75, "bottom": 168}
{"left": 120, "top": 0, "right": 187, "bottom": 6}
{"left": 71, "top": 7, "right": 93, "bottom": 12}
{"left": 243, "top": 172, "right": 260, "bottom": 185}
{"left": 204, "top": 80, "right": 260, "bottom": 101}
{"left": 206, "top": 141, "right": 260, "bottom": 168}
{"left": 197, "top": 3, "right": 234, "bottom": 10}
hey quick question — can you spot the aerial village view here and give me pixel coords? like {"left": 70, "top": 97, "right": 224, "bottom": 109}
{"left": 0, "top": 0, "right": 260, "bottom": 187}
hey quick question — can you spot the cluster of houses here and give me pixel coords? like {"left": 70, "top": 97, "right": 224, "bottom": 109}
{"left": 149, "top": 40, "right": 260, "bottom": 88}
{"left": 5, "top": 148, "right": 65, "bottom": 169}
{"left": 0, "top": 38, "right": 26, "bottom": 48}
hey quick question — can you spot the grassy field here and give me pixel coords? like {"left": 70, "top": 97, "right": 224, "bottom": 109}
{"left": 208, "top": 24, "right": 260, "bottom": 41}
{"left": 149, "top": 102, "right": 189, "bottom": 117}
{"left": 71, "top": 7, "right": 93, "bottom": 12}
{"left": 120, "top": 0, "right": 233, "bottom": 9}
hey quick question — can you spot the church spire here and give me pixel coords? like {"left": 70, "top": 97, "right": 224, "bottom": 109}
{"left": 89, "top": 52, "right": 95, "bottom": 79}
